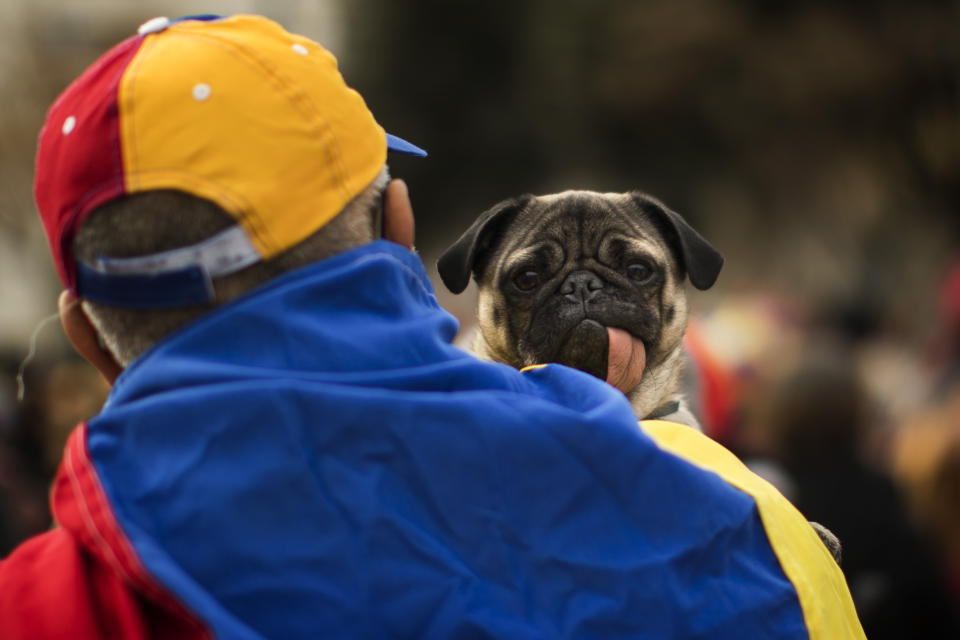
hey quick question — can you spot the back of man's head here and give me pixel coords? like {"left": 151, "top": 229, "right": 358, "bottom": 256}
{"left": 33, "top": 14, "right": 424, "bottom": 366}
{"left": 74, "top": 171, "right": 387, "bottom": 365}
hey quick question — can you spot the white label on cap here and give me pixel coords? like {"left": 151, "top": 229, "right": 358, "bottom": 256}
{"left": 62, "top": 116, "right": 76, "bottom": 135}
{"left": 292, "top": 43, "right": 309, "bottom": 56}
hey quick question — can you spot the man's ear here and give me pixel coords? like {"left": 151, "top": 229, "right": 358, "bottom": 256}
{"left": 382, "top": 179, "right": 414, "bottom": 249}
{"left": 58, "top": 290, "right": 123, "bottom": 385}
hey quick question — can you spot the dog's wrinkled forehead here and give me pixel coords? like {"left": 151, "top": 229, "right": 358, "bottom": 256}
{"left": 436, "top": 188, "right": 723, "bottom": 294}
{"left": 505, "top": 191, "right": 670, "bottom": 256}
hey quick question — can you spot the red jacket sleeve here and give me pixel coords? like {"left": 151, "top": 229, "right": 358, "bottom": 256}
{"left": 0, "top": 527, "right": 203, "bottom": 640}
{"left": 1, "top": 424, "right": 209, "bottom": 640}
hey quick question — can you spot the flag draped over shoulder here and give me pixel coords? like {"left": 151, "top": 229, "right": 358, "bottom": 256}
{"left": 1, "top": 241, "right": 864, "bottom": 639}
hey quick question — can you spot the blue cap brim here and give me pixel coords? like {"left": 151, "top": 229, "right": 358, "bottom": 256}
{"left": 386, "top": 133, "right": 427, "bottom": 157}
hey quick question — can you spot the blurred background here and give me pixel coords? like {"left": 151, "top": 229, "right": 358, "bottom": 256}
{"left": 1, "top": 0, "right": 958, "bottom": 635}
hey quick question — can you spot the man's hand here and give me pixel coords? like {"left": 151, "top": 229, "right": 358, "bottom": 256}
{"left": 606, "top": 327, "right": 646, "bottom": 394}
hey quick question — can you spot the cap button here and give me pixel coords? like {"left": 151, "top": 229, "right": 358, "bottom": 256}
{"left": 137, "top": 16, "right": 171, "bottom": 35}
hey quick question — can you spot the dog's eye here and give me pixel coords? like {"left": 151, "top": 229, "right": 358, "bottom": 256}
{"left": 513, "top": 270, "right": 540, "bottom": 291}
{"left": 627, "top": 263, "right": 653, "bottom": 282}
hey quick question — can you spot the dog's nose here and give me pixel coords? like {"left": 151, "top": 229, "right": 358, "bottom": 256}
{"left": 560, "top": 270, "right": 604, "bottom": 303}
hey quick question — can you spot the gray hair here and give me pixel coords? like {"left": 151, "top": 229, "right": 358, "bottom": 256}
{"left": 74, "top": 166, "right": 391, "bottom": 366}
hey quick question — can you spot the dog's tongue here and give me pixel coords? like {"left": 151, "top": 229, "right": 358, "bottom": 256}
{"left": 555, "top": 322, "right": 646, "bottom": 392}
{"left": 606, "top": 327, "right": 646, "bottom": 393}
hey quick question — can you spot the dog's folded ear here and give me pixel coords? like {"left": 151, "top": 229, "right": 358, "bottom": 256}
{"left": 632, "top": 193, "right": 724, "bottom": 290}
{"left": 437, "top": 195, "right": 534, "bottom": 294}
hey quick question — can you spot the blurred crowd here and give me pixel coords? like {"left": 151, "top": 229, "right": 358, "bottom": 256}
{"left": 684, "top": 259, "right": 960, "bottom": 638}
{"left": 0, "top": 346, "right": 108, "bottom": 552}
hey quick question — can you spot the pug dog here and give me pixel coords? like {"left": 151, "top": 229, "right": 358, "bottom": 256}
{"left": 437, "top": 189, "right": 722, "bottom": 429}
{"left": 437, "top": 189, "right": 844, "bottom": 564}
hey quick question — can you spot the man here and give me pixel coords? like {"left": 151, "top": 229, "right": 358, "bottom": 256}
{"left": 0, "top": 14, "right": 864, "bottom": 639}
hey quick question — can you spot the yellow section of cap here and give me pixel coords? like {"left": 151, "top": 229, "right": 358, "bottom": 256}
{"left": 118, "top": 15, "right": 386, "bottom": 258}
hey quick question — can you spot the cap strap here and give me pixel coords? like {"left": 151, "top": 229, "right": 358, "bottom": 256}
{"left": 76, "top": 262, "right": 213, "bottom": 308}
{"left": 76, "top": 225, "right": 261, "bottom": 308}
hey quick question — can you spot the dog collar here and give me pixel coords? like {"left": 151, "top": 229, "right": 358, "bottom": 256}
{"left": 645, "top": 401, "right": 681, "bottom": 421}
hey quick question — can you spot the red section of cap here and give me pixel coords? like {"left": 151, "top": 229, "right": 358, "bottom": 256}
{"left": 34, "top": 35, "right": 144, "bottom": 290}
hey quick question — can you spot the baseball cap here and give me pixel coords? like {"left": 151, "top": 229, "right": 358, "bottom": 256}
{"left": 34, "top": 14, "right": 426, "bottom": 309}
